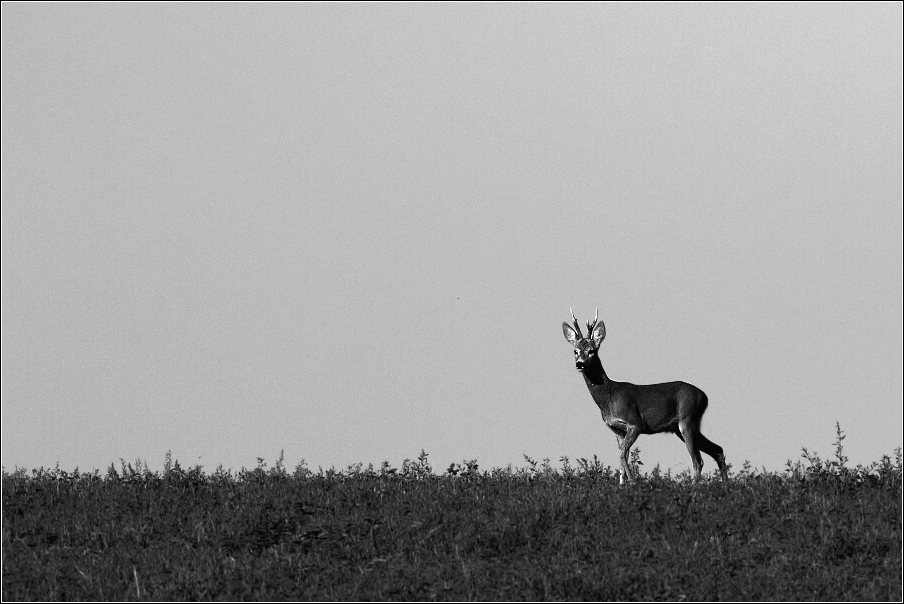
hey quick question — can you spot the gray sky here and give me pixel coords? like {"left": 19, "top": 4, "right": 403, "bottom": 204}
{"left": 2, "top": 3, "right": 902, "bottom": 475}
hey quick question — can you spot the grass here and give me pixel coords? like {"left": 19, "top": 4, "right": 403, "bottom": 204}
{"left": 2, "top": 426, "right": 901, "bottom": 601}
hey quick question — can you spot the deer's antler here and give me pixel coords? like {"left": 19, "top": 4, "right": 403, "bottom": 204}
{"left": 586, "top": 307, "right": 599, "bottom": 336}
{"left": 570, "top": 307, "right": 584, "bottom": 339}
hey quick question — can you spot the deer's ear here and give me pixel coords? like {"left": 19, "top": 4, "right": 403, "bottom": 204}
{"left": 591, "top": 321, "right": 606, "bottom": 348}
{"left": 563, "top": 322, "right": 580, "bottom": 345}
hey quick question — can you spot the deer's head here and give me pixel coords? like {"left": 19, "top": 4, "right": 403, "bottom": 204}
{"left": 562, "top": 308, "right": 606, "bottom": 372}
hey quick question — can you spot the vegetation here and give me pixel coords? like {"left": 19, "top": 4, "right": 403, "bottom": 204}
{"left": 3, "top": 425, "right": 901, "bottom": 601}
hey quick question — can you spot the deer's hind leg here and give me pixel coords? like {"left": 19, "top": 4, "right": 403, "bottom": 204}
{"left": 678, "top": 420, "right": 704, "bottom": 480}
{"left": 696, "top": 432, "right": 729, "bottom": 484}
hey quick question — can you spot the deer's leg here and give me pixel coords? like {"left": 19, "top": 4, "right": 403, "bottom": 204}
{"left": 697, "top": 433, "right": 729, "bottom": 484}
{"left": 619, "top": 425, "right": 640, "bottom": 482}
{"left": 679, "top": 420, "right": 704, "bottom": 480}
{"left": 613, "top": 432, "right": 626, "bottom": 484}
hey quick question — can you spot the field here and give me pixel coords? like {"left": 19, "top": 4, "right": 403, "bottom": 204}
{"left": 3, "top": 436, "right": 902, "bottom": 601}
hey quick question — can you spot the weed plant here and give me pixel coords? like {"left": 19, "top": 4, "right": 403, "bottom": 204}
{"left": 3, "top": 426, "right": 901, "bottom": 601}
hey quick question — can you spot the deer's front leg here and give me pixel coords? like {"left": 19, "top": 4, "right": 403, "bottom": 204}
{"left": 613, "top": 432, "right": 626, "bottom": 484}
{"left": 618, "top": 425, "right": 641, "bottom": 482}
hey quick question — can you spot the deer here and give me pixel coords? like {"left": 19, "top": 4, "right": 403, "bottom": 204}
{"left": 563, "top": 309, "right": 729, "bottom": 485}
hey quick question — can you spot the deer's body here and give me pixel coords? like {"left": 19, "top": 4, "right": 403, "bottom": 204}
{"left": 564, "top": 309, "right": 729, "bottom": 485}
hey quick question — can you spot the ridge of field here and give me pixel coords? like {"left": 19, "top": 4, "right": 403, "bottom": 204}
{"left": 3, "top": 444, "right": 901, "bottom": 601}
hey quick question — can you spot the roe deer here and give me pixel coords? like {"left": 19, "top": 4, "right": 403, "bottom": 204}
{"left": 563, "top": 309, "right": 729, "bottom": 485}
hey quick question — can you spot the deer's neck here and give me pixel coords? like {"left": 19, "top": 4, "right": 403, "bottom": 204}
{"left": 581, "top": 356, "right": 615, "bottom": 412}
{"left": 581, "top": 354, "right": 610, "bottom": 388}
